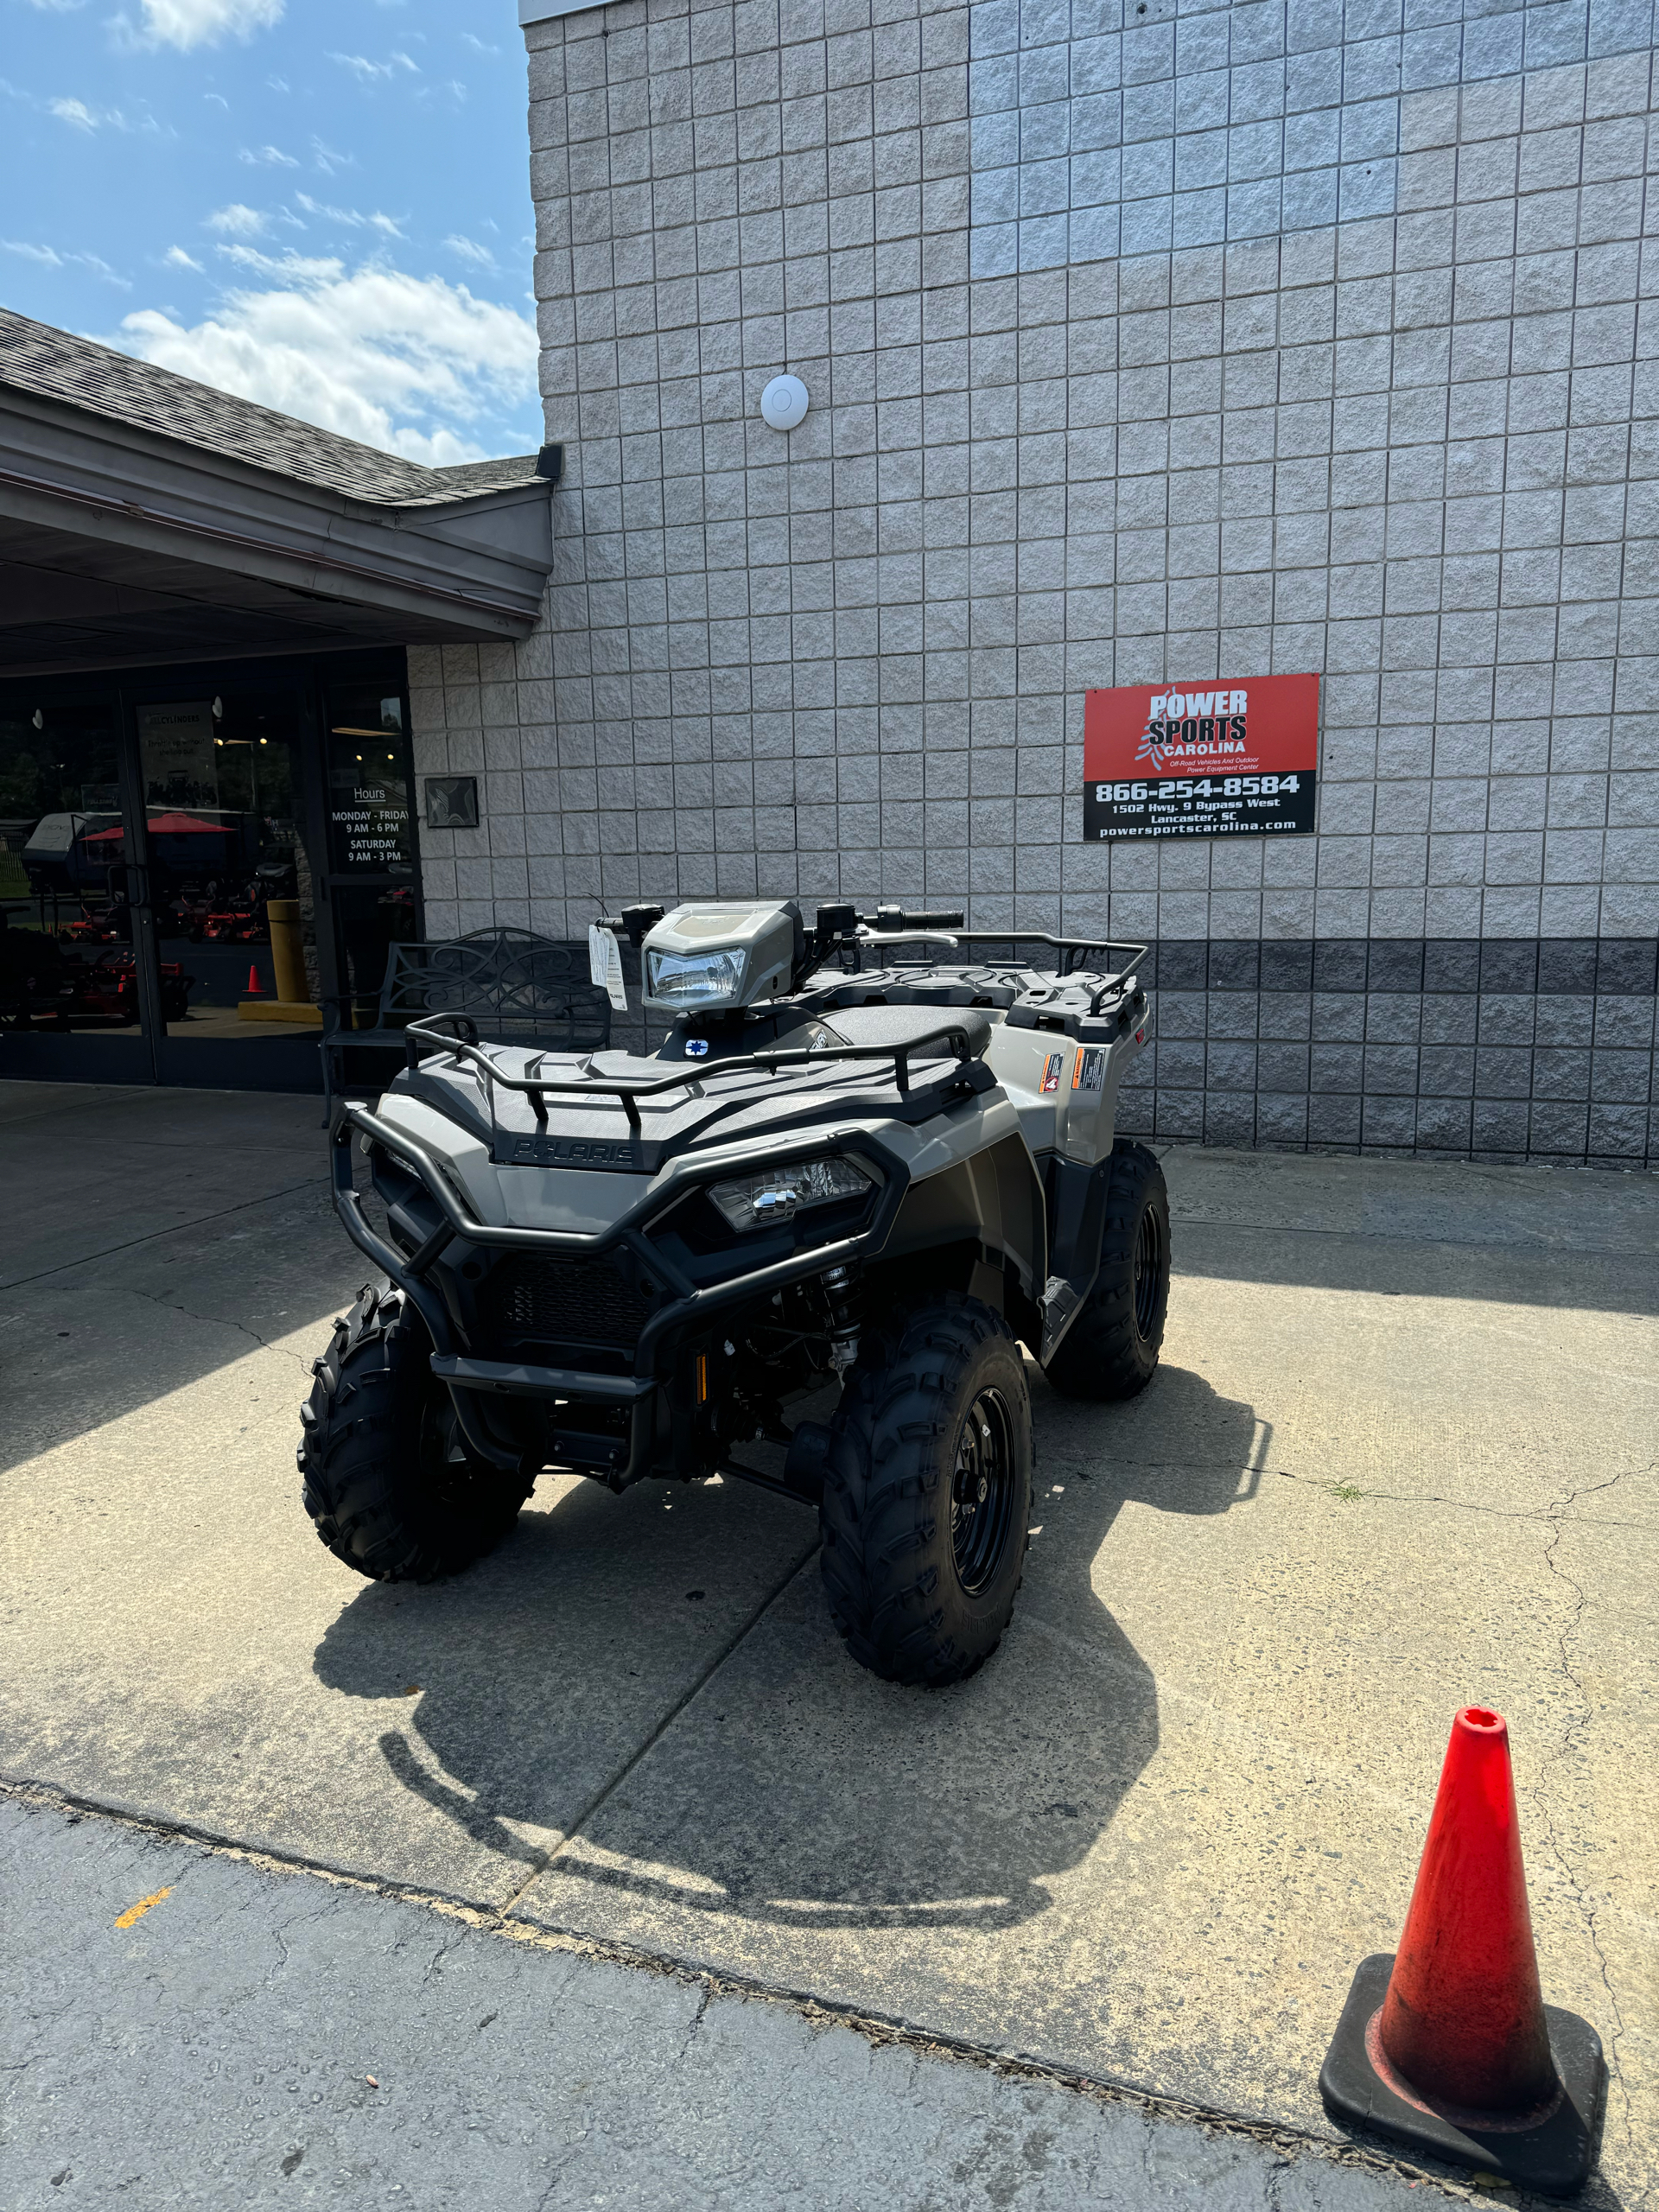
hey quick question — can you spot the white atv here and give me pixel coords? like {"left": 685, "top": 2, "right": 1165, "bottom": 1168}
{"left": 300, "top": 901, "right": 1169, "bottom": 1687}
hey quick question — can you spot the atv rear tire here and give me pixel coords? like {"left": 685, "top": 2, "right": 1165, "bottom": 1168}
{"left": 1042, "top": 1139, "right": 1169, "bottom": 1402}
{"left": 298, "top": 1284, "right": 532, "bottom": 1581}
{"left": 819, "top": 1294, "right": 1033, "bottom": 1688}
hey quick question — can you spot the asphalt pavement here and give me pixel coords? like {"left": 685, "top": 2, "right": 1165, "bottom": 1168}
{"left": 2, "top": 1078, "right": 1654, "bottom": 2208}
{"left": 5, "top": 1789, "right": 1443, "bottom": 2212}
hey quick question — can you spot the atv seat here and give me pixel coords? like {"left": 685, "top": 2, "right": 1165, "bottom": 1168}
{"left": 817, "top": 1003, "right": 993, "bottom": 1060}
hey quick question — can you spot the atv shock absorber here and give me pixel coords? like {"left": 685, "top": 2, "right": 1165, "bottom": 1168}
{"left": 817, "top": 1261, "right": 863, "bottom": 1379}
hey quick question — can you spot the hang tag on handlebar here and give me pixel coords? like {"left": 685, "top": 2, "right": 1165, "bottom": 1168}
{"left": 588, "top": 924, "right": 629, "bottom": 1012}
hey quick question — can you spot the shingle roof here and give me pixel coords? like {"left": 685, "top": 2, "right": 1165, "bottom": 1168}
{"left": 0, "top": 306, "right": 545, "bottom": 509}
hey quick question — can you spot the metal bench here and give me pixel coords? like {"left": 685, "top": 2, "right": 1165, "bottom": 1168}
{"left": 321, "top": 926, "right": 611, "bottom": 1119}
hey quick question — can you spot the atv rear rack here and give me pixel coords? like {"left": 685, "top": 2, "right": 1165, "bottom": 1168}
{"left": 401, "top": 1011, "right": 993, "bottom": 1130}
{"left": 862, "top": 929, "right": 1147, "bottom": 974}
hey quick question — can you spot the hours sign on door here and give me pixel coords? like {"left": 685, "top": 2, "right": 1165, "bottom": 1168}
{"left": 1083, "top": 674, "right": 1319, "bottom": 839}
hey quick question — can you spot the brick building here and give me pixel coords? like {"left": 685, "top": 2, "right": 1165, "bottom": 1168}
{"left": 405, "top": 0, "right": 1658, "bottom": 1164}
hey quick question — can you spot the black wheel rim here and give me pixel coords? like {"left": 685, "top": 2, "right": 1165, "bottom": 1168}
{"left": 421, "top": 1393, "right": 495, "bottom": 1516}
{"left": 950, "top": 1387, "right": 1016, "bottom": 1596}
{"left": 1132, "top": 1201, "right": 1163, "bottom": 1340}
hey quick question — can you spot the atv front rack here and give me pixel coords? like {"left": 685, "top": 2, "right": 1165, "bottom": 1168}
{"left": 400, "top": 1011, "right": 993, "bottom": 1130}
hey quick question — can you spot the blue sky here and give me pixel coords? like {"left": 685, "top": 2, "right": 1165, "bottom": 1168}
{"left": 1, "top": 0, "right": 542, "bottom": 464}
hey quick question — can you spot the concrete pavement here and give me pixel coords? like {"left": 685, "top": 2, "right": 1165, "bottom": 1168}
{"left": 2, "top": 1079, "right": 1654, "bottom": 2206}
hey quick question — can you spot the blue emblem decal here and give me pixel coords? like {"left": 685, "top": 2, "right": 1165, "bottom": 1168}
{"left": 685, "top": 1036, "right": 710, "bottom": 1058}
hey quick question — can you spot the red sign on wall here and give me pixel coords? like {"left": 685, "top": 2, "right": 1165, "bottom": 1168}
{"left": 1083, "top": 674, "right": 1319, "bottom": 840}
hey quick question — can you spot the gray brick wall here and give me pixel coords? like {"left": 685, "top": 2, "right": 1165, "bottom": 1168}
{"left": 408, "top": 0, "right": 1659, "bottom": 1164}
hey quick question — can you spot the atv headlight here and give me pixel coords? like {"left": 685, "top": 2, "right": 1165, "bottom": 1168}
{"left": 645, "top": 945, "right": 747, "bottom": 1007}
{"left": 708, "top": 1155, "right": 874, "bottom": 1234}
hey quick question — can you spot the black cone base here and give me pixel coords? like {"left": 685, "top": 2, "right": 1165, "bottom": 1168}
{"left": 1320, "top": 1955, "right": 1607, "bottom": 2196}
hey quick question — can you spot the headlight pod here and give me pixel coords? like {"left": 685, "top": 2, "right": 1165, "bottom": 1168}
{"left": 708, "top": 1155, "right": 875, "bottom": 1233}
{"left": 645, "top": 945, "right": 747, "bottom": 1006}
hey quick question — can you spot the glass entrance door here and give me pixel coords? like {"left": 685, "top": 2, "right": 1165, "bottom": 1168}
{"left": 0, "top": 691, "right": 157, "bottom": 1080}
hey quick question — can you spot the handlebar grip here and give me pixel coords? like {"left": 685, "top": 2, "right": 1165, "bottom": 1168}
{"left": 863, "top": 905, "right": 965, "bottom": 932}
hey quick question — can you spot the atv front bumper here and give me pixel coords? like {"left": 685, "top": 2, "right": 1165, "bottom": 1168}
{"left": 330, "top": 1100, "right": 906, "bottom": 1488}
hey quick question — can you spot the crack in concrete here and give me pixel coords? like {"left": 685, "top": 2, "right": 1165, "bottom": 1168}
{"left": 1531, "top": 1461, "right": 1646, "bottom": 2202}
{"left": 676, "top": 1984, "right": 712, "bottom": 2068}
{"left": 420, "top": 1929, "right": 467, "bottom": 1989}
{"left": 1274, "top": 1468, "right": 1646, "bottom": 1531}
{"left": 124, "top": 1286, "right": 314, "bottom": 1374}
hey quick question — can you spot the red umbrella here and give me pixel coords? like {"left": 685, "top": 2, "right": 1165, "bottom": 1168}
{"left": 84, "top": 811, "right": 231, "bottom": 842}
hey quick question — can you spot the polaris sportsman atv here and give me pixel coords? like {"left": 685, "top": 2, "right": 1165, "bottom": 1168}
{"left": 300, "top": 901, "right": 1170, "bottom": 1687}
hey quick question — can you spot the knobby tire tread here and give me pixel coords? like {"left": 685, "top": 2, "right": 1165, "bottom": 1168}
{"left": 297, "top": 1283, "right": 531, "bottom": 1583}
{"left": 819, "top": 1293, "right": 1032, "bottom": 1688}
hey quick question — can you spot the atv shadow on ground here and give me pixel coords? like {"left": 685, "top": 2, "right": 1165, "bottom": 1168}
{"left": 314, "top": 1361, "right": 1263, "bottom": 1934}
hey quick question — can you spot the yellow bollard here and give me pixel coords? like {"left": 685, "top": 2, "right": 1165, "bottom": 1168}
{"left": 240, "top": 895, "right": 322, "bottom": 1025}
{"left": 267, "top": 898, "right": 308, "bottom": 1004}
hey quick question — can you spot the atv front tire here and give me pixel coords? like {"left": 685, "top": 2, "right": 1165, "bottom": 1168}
{"left": 819, "top": 1294, "right": 1033, "bottom": 1688}
{"left": 299, "top": 1284, "right": 532, "bottom": 1581}
{"left": 1042, "top": 1139, "right": 1170, "bottom": 1402}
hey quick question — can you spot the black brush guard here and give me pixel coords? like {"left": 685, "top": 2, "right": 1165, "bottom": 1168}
{"left": 330, "top": 1099, "right": 910, "bottom": 1489}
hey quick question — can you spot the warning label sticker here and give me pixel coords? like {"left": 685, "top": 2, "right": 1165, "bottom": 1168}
{"left": 1083, "top": 674, "right": 1319, "bottom": 840}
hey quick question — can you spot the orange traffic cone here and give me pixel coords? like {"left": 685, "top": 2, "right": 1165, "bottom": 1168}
{"left": 1320, "top": 1707, "right": 1606, "bottom": 2193}
{"left": 245, "top": 963, "right": 264, "bottom": 995}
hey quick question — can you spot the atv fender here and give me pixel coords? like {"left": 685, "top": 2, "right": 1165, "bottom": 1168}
{"left": 880, "top": 1130, "right": 1046, "bottom": 1331}
{"left": 1037, "top": 1149, "right": 1128, "bottom": 1363}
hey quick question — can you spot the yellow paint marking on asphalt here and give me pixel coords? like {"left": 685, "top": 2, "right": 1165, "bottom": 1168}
{"left": 114, "top": 1887, "right": 173, "bottom": 1929}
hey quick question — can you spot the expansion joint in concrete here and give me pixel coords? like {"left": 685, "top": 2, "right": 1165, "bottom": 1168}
{"left": 498, "top": 1535, "right": 820, "bottom": 1916}
{"left": 0, "top": 1176, "right": 321, "bottom": 1294}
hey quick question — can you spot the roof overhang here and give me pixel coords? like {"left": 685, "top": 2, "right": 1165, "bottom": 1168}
{"left": 0, "top": 385, "right": 557, "bottom": 677}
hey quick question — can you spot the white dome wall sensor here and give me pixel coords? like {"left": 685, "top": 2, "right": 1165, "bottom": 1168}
{"left": 760, "top": 374, "right": 810, "bottom": 431}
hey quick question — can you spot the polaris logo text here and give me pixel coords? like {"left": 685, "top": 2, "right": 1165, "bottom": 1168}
{"left": 511, "top": 1138, "right": 635, "bottom": 1165}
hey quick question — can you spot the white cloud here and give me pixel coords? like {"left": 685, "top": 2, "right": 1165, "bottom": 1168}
{"left": 205, "top": 201, "right": 266, "bottom": 236}
{"left": 48, "top": 94, "right": 98, "bottom": 128}
{"left": 163, "top": 245, "right": 205, "bottom": 270}
{"left": 239, "top": 143, "right": 299, "bottom": 167}
{"left": 460, "top": 33, "right": 499, "bottom": 54}
{"left": 296, "top": 192, "right": 404, "bottom": 239}
{"left": 444, "top": 234, "right": 496, "bottom": 270}
{"left": 3, "top": 238, "right": 128, "bottom": 285}
{"left": 112, "top": 257, "right": 538, "bottom": 467}
{"left": 137, "top": 0, "right": 283, "bottom": 50}
{"left": 328, "top": 49, "right": 419, "bottom": 81}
